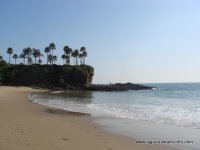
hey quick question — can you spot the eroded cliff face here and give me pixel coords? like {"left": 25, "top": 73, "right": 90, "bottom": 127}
{"left": 0, "top": 64, "right": 94, "bottom": 88}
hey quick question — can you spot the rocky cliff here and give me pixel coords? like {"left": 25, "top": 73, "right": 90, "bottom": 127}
{"left": 0, "top": 63, "right": 94, "bottom": 89}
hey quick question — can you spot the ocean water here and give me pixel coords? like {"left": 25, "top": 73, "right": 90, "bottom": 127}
{"left": 30, "top": 83, "right": 200, "bottom": 129}
{"left": 29, "top": 83, "right": 200, "bottom": 150}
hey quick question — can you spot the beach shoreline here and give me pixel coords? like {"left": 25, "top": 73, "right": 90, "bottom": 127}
{"left": 0, "top": 86, "right": 177, "bottom": 150}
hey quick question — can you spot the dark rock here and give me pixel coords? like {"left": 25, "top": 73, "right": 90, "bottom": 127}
{"left": 87, "top": 82, "right": 153, "bottom": 91}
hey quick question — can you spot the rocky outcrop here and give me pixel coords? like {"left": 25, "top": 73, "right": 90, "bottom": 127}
{"left": 87, "top": 82, "right": 153, "bottom": 91}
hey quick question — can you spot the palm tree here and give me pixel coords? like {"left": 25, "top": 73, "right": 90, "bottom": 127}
{"left": 23, "top": 47, "right": 32, "bottom": 65}
{"left": 13, "top": 54, "right": 18, "bottom": 65}
{"left": 63, "top": 45, "right": 72, "bottom": 65}
{"left": 28, "top": 57, "right": 32, "bottom": 65}
{"left": 82, "top": 51, "right": 87, "bottom": 65}
{"left": 53, "top": 55, "right": 57, "bottom": 64}
{"left": 32, "top": 49, "right": 40, "bottom": 64}
{"left": 66, "top": 55, "right": 70, "bottom": 65}
{"left": 71, "top": 51, "right": 75, "bottom": 65}
{"left": 23, "top": 48, "right": 28, "bottom": 64}
{"left": 49, "top": 43, "right": 56, "bottom": 56}
{"left": 32, "top": 49, "right": 43, "bottom": 64}
{"left": 44, "top": 47, "right": 50, "bottom": 65}
{"left": 7, "top": 47, "right": 13, "bottom": 64}
{"left": 19, "top": 53, "right": 26, "bottom": 64}
{"left": 38, "top": 59, "right": 42, "bottom": 64}
{"left": 38, "top": 50, "right": 43, "bottom": 64}
{"left": 80, "top": 46, "right": 87, "bottom": 65}
{"left": 48, "top": 54, "right": 53, "bottom": 65}
{"left": 73, "top": 49, "right": 79, "bottom": 65}
{"left": 27, "top": 47, "right": 32, "bottom": 65}
{"left": 0, "top": 55, "right": 3, "bottom": 61}
{"left": 61, "top": 54, "right": 66, "bottom": 65}
{"left": 79, "top": 53, "right": 84, "bottom": 65}
{"left": 80, "top": 46, "right": 86, "bottom": 52}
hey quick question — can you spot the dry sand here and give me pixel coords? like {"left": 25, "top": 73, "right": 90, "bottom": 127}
{"left": 0, "top": 86, "right": 178, "bottom": 150}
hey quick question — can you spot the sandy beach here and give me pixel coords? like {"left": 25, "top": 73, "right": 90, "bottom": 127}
{"left": 0, "top": 86, "right": 177, "bottom": 150}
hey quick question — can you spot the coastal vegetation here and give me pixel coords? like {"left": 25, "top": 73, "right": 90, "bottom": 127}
{"left": 0, "top": 43, "right": 94, "bottom": 88}
{"left": 0, "top": 64, "right": 94, "bottom": 88}
{"left": 1, "top": 43, "right": 88, "bottom": 66}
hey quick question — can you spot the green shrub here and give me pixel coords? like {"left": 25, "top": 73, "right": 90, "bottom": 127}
{"left": 0, "top": 64, "right": 94, "bottom": 87}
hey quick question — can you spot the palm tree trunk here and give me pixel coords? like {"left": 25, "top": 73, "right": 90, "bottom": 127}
{"left": 80, "top": 58, "right": 82, "bottom": 65}
{"left": 47, "top": 53, "right": 48, "bottom": 65}
{"left": 35, "top": 57, "right": 36, "bottom": 64}
{"left": 83, "top": 57, "right": 85, "bottom": 65}
{"left": 76, "top": 57, "right": 78, "bottom": 65}
{"left": 9, "top": 54, "right": 10, "bottom": 64}
{"left": 28, "top": 53, "right": 31, "bottom": 65}
{"left": 15, "top": 59, "right": 16, "bottom": 65}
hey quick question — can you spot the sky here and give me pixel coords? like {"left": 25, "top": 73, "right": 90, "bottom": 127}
{"left": 1, "top": 0, "right": 200, "bottom": 84}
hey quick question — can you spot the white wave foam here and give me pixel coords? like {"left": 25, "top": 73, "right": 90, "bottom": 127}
{"left": 51, "top": 91, "right": 64, "bottom": 94}
{"left": 88, "top": 103, "right": 200, "bottom": 129}
{"left": 30, "top": 93, "right": 91, "bottom": 113}
{"left": 29, "top": 91, "right": 200, "bottom": 129}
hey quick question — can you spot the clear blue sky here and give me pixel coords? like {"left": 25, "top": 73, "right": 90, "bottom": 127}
{"left": 1, "top": 0, "right": 200, "bottom": 83}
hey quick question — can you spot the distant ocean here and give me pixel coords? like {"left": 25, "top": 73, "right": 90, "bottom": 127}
{"left": 29, "top": 83, "right": 200, "bottom": 150}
